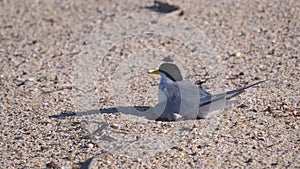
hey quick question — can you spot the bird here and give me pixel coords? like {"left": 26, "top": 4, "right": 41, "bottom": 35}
{"left": 148, "top": 63, "right": 265, "bottom": 121}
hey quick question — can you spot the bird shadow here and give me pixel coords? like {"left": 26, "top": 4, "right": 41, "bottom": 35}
{"left": 49, "top": 105, "right": 160, "bottom": 120}
{"left": 49, "top": 106, "right": 156, "bottom": 169}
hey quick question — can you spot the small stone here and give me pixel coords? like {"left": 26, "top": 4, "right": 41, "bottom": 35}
{"left": 41, "top": 146, "right": 49, "bottom": 151}
{"left": 110, "top": 123, "right": 120, "bottom": 129}
{"left": 245, "top": 158, "right": 253, "bottom": 164}
{"left": 160, "top": 129, "right": 168, "bottom": 134}
{"left": 235, "top": 52, "right": 243, "bottom": 57}
{"left": 14, "top": 136, "right": 24, "bottom": 140}
{"left": 190, "top": 139, "right": 197, "bottom": 144}
{"left": 87, "top": 143, "right": 94, "bottom": 148}
{"left": 66, "top": 154, "right": 75, "bottom": 161}
{"left": 27, "top": 77, "right": 35, "bottom": 81}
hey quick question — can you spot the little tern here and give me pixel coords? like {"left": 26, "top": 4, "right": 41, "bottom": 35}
{"left": 148, "top": 63, "right": 265, "bottom": 121}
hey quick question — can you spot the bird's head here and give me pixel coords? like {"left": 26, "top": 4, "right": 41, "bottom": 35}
{"left": 148, "top": 63, "right": 183, "bottom": 82}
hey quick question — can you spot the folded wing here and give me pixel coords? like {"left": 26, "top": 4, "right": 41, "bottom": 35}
{"left": 198, "top": 80, "right": 265, "bottom": 118}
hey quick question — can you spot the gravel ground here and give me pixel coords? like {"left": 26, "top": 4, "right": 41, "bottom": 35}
{"left": 0, "top": 0, "right": 299, "bottom": 168}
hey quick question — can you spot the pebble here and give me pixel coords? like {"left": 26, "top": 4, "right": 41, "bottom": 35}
{"left": 27, "top": 77, "right": 35, "bottom": 81}
{"left": 87, "top": 143, "right": 94, "bottom": 148}
{"left": 235, "top": 52, "right": 243, "bottom": 57}
{"left": 43, "top": 103, "right": 49, "bottom": 107}
{"left": 110, "top": 123, "right": 120, "bottom": 129}
{"left": 66, "top": 154, "right": 75, "bottom": 161}
{"left": 160, "top": 129, "right": 168, "bottom": 134}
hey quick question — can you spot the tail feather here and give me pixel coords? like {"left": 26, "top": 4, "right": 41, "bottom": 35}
{"left": 199, "top": 80, "right": 265, "bottom": 107}
{"left": 225, "top": 80, "right": 265, "bottom": 99}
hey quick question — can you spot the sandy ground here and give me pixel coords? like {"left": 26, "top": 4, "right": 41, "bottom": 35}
{"left": 0, "top": 0, "right": 299, "bottom": 168}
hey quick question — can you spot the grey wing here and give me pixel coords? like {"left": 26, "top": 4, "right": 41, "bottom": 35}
{"left": 176, "top": 80, "right": 200, "bottom": 119}
{"left": 198, "top": 80, "right": 265, "bottom": 118}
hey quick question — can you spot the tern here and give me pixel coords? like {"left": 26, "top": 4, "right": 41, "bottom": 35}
{"left": 148, "top": 63, "right": 264, "bottom": 121}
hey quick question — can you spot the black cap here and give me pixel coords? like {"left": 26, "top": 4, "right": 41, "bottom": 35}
{"left": 159, "top": 63, "right": 183, "bottom": 82}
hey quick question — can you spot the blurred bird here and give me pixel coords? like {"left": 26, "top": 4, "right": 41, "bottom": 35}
{"left": 148, "top": 63, "right": 265, "bottom": 121}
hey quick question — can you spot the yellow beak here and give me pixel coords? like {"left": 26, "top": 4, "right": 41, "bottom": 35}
{"left": 148, "top": 69, "right": 160, "bottom": 75}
